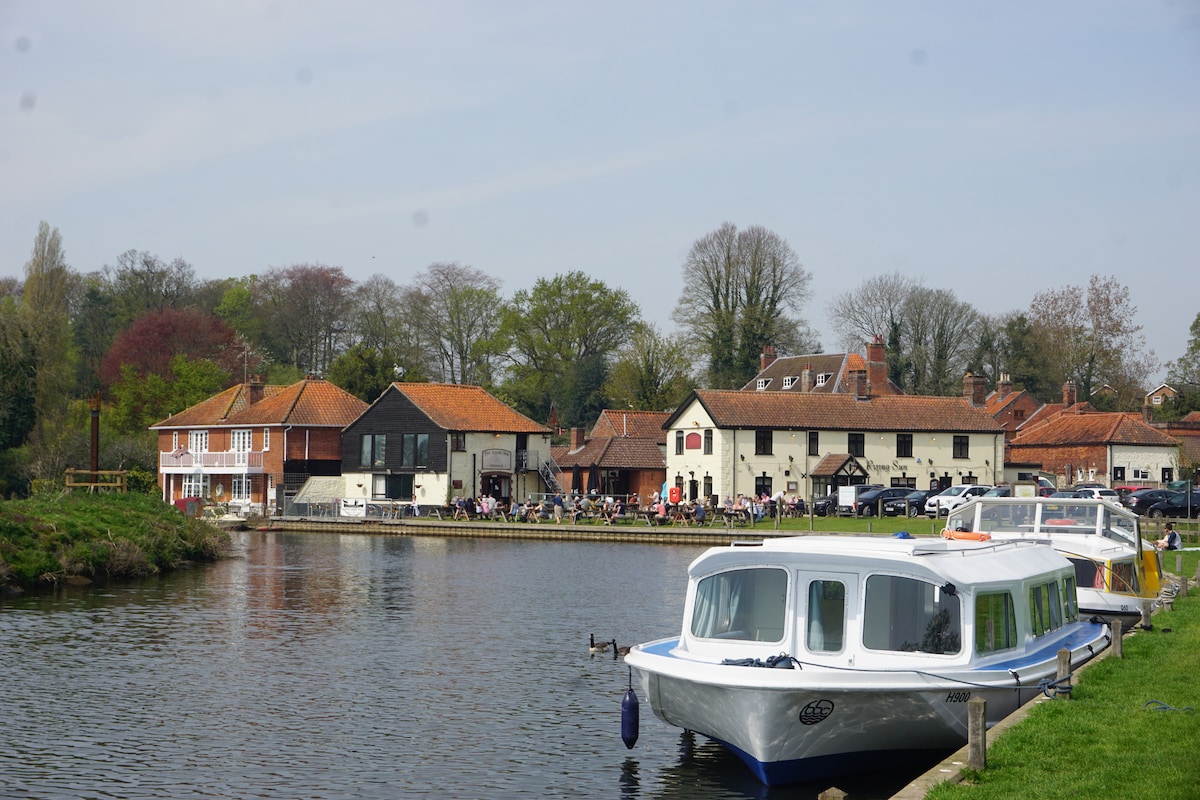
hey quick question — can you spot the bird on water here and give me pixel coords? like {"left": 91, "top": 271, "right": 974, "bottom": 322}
{"left": 589, "top": 633, "right": 611, "bottom": 654}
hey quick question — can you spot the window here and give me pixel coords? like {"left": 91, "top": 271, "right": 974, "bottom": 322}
{"left": 262, "top": 428, "right": 270, "bottom": 450}
{"left": 675, "top": 430, "right": 684, "bottom": 455}
{"left": 807, "top": 580, "right": 846, "bottom": 652}
{"left": 703, "top": 429, "right": 713, "bottom": 454}
{"left": 816, "top": 373, "right": 829, "bottom": 386}
{"left": 808, "top": 431, "right": 819, "bottom": 457}
{"left": 230, "top": 475, "right": 250, "bottom": 502}
{"left": 863, "top": 575, "right": 961, "bottom": 654}
{"left": 1153, "top": 395, "right": 1162, "bottom": 406}
{"left": 451, "top": 432, "right": 466, "bottom": 452}
{"left": 756, "top": 378, "right": 770, "bottom": 391}
{"left": 231, "top": 429, "right": 252, "bottom": 452}
{"left": 953, "top": 435, "right": 969, "bottom": 459}
{"left": 1112, "top": 466, "right": 1125, "bottom": 482}
{"left": 1029, "top": 580, "right": 1064, "bottom": 638}
{"left": 703, "top": 475, "right": 712, "bottom": 501}
{"left": 848, "top": 433, "right": 864, "bottom": 457}
{"left": 754, "top": 476, "right": 772, "bottom": 498}
{"left": 755, "top": 429, "right": 773, "bottom": 455}
{"left": 188, "top": 431, "right": 208, "bottom": 453}
{"left": 1062, "top": 577, "right": 1078, "bottom": 622}
{"left": 361, "top": 434, "right": 385, "bottom": 468}
{"left": 172, "top": 431, "right": 179, "bottom": 450}
{"left": 896, "top": 433, "right": 913, "bottom": 459}
{"left": 975, "top": 592, "right": 1017, "bottom": 653}
{"left": 182, "top": 473, "right": 210, "bottom": 498}
{"left": 1014, "top": 409, "right": 1025, "bottom": 420}
{"left": 690, "top": 568, "right": 787, "bottom": 643}
{"left": 1133, "top": 468, "right": 1149, "bottom": 480}
{"left": 401, "top": 433, "right": 429, "bottom": 468}
{"left": 782, "top": 376, "right": 796, "bottom": 389}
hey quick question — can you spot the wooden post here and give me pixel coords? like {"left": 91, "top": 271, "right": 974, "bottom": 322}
{"left": 1056, "top": 648, "right": 1072, "bottom": 697}
{"left": 967, "top": 696, "right": 987, "bottom": 770}
{"left": 1110, "top": 618, "right": 1123, "bottom": 658}
{"left": 1140, "top": 599, "right": 1154, "bottom": 630}
{"left": 1181, "top": 576, "right": 1189, "bottom": 598}
{"left": 1177, "top": 553, "right": 1184, "bottom": 575}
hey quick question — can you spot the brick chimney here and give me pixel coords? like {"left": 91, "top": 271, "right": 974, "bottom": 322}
{"left": 962, "top": 372, "right": 986, "bottom": 406}
{"left": 570, "top": 426, "right": 586, "bottom": 449}
{"left": 866, "top": 334, "right": 888, "bottom": 395}
{"left": 854, "top": 371, "right": 869, "bottom": 400}
{"left": 997, "top": 372, "right": 1012, "bottom": 400}
{"left": 247, "top": 375, "right": 264, "bottom": 405}
{"left": 1062, "top": 380, "right": 1077, "bottom": 409}
{"left": 760, "top": 345, "right": 777, "bottom": 372}
{"left": 800, "top": 365, "right": 813, "bottom": 393}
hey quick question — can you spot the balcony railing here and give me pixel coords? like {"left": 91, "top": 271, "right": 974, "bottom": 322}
{"left": 160, "top": 450, "right": 265, "bottom": 472}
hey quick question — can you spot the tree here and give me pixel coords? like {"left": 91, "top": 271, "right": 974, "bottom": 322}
{"left": 327, "top": 343, "right": 424, "bottom": 403}
{"left": 0, "top": 297, "right": 36, "bottom": 450}
{"left": 829, "top": 272, "right": 920, "bottom": 353}
{"left": 1027, "top": 275, "right": 1155, "bottom": 408}
{"left": 996, "top": 312, "right": 1055, "bottom": 401}
{"left": 105, "top": 250, "right": 197, "bottom": 326}
{"left": 258, "top": 264, "right": 354, "bottom": 374}
{"left": 1162, "top": 312, "right": 1200, "bottom": 419}
{"left": 99, "top": 307, "right": 247, "bottom": 388}
{"left": 672, "top": 223, "right": 818, "bottom": 389}
{"left": 498, "top": 271, "right": 639, "bottom": 426}
{"left": 411, "top": 263, "right": 505, "bottom": 385}
{"left": 604, "top": 323, "right": 696, "bottom": 411}
{"left": 903, "top": 288, "right": 980, "bottom": 395}
{"left": 109, "top": 357, "right": 230, "bottom": 434}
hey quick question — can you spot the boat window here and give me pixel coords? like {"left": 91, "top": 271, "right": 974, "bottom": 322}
{"left": 1110, "top": 560, "right": 1139, "bottom": 595}
{"left": 1029, "top": 580, "right": 1064, "bottom": 637}
{"left": 975, "top": 592, "right": 1017, "bottom": 654}
{"left": 1063, "top": 576, "right": 1078, "bottom": 621}
{"left": 863, "top": 576, "right": 961, "bottom": 655}
{"left": 806, "top": 580, "right": 845, "bottom": 652}
{"left": 691, "top": 568, "right": 787, "bottom": 643}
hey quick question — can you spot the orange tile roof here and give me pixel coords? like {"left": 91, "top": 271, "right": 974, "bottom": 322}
{"left": 151, "top": 383, "right": 286, "bottom": 428}
{"left": 553, "top": 436, "right": 666, "bottom": 470}
{"left": 590, "top": 409, "right": 670, "bottom": 443}
{"left": 227, "top": 380, "right": 367, "bottom": 427}
{"left": 681, "top": 389, "right": 1003, "bottom": 433}
{"left": 1009, "top": 411, "right": 1177, "bottom": 447}
{"left": 390, "top": 383, "right": 551, "bottom": 433}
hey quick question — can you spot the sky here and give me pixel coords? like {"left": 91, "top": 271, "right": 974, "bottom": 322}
{"left": 2, "top": 1, "right": 1197, "bottom": 385}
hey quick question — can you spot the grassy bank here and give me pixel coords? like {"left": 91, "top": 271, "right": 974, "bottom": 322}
{"left": 927, "top": 550, "right": 1200, "bottom": 800}
{"left": 0, "top": 492, "right": 230, "bottom": 593}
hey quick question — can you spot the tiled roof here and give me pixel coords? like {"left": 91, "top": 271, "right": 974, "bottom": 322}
{"left": 227, "top": 380, "right": 367, "bottom": 427}
{"left": 390, "top": 383, "right": 551, "bottom": 433}
{"left": 590, "top": 409, "right": 670, "bottom": 444}
{"left": 741, "top": 353, "right": 849, "bottom": 393}
{"left": 680, "top": 389, "right": 1003, "bottom": 433}
{"left": 553, "top": 436, "right": 665, "bottom": 470}
{"left": 1009, "top": 411, "right": 1178, "bottom": 447}
{"left": 151, "top": 383, "right": 286, "bottom": 428}
{"left": 985, "top": 389, "right": 1024, "bottom": 415}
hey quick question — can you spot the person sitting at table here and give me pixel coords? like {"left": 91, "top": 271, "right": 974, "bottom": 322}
{"left": 654, "top": 499, "right": 669, "bottom": 526}
{"left": 629, "top": 492, "right": 639, "bottom": 509}
{"left": 692, "top": 501, "right": 706, "bottom": 525}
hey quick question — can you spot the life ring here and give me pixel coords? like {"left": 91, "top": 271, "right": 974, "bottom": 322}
{"left": 942, "top": 528, "right": 992, "bottom": 541}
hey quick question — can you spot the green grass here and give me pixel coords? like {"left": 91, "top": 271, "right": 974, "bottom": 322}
{"left": 0, "top": 491, "right": 230, "bottom": 592}
{"left": 927, "top": 549, "right": 1200, "bottom": 800}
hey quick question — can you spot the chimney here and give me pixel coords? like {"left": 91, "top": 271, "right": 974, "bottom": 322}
{"left": 855, "top": 371, "right": 869, "bottom": 400}
{"left": 1062, "top": 380, "right": 1077, "bottom": 409}
{"left": 570, "top": 427, "right": 586, "bottom": 449}
{"left": 800, "top": 365, "right": 813, "bottom": 393}
{"left": 247, "top": 375, "right": 264, "bottom": 405}
{"left": 1143, "top": 399, "right": 1154, "bottom": 423}
{"left": 760, "top": 345, "right": 777, "bottom": 372}
{"left": 962, "top": 372, "right": 986, "bottom": 406}
{"left": 997, "top": 372, "right": 1012, "bottom": 400}
{"left": 866, "top": 334, "right": 887, "bottom": 395}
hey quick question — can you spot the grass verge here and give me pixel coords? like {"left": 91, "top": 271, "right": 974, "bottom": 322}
{"left": 926, "top": 549, "right": 1200, "bottom": 800}
{"left": 0, "top": 491, "right": 230, "bottom": 593}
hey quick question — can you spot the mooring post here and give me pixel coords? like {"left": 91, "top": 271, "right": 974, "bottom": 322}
{"left": 1181, "top": 576, "right": 1189, "bottom": 598}
{"left": 817, "top": 788, "right": 847, "bottom": 800}
{"left": 1177, "top": 553, "right": 1184, "bottom": 575}
{"left": 1056, "top": 648, "right": 1072, "bottom": 697}
{"left": 967, "top": 695, "right": 987, "bottom": 770}
{"left": 1110, "top": 618, "right": 1123, "bottom": 658}
{"left": 1140, "top": 599, "right": 1153, "bottom": 630}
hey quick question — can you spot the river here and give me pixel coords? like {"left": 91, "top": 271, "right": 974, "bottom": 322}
{"left": 0, "top": 530, "right": 933, "bottom": 799}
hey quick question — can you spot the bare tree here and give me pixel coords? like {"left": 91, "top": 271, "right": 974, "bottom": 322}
{"left": 259, "top": 264, "right": 355, "bottom": 374}
{"left": 673, "top": 223, "right": 817, "bottom": 388}
{"left": 828, "top": 272, "right": 920, "bottom": 352}
{"left": 411, "top": 263, "right": 504, "bottom": 385}
{"left": 903, "top": 288, "right": 980, "bottom": 395}
{"left": 105, "top": 250, "right": 196, "bottom": 326}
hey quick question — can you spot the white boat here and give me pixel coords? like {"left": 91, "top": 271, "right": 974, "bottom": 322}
{"left": 942, "top": 495, "right": 1163, "bottom": 621}
{"left": 624, "top": 536, "right": 1110, "bottom": 787}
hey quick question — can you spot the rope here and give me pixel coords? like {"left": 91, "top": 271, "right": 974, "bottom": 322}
{"left": 1144, "top": 700, "right": 1194, "bottom": 713}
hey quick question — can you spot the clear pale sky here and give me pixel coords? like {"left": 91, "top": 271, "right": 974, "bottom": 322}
{"left": 3, "top": 2, "right": 1197, "bottom": 385}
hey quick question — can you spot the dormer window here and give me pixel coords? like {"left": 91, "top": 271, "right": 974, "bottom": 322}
{"left": 756, "top": 378, "right": 771, "bottom": 391}
{"left": 782, "top": 376, "right": 797, "bottom": 389}
{"left": 815, "top": 373, "right": 829, "bottom": 386}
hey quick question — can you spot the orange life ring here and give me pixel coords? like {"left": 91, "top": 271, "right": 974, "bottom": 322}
{"left": 941, "top": 528, "right": 992, "bottom": 541}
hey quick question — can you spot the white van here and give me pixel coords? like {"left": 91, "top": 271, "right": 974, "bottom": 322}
{"left": 925, "top": 484, "right": 992, "bottom": 517}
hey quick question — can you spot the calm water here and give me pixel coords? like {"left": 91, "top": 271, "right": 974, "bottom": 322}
{"left": 0, "top": 531, "right": 928, "bottom": 799}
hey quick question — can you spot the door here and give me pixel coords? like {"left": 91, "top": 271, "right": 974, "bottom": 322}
{"left": 798, "top": 571, "right": 857, "bottom": 655}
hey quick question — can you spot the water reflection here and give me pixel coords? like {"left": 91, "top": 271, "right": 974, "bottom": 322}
{"left": 0, "top": 531, "right": 927, "bottom": 799}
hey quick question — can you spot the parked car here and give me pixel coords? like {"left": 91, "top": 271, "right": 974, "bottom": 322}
{"left": 850, "top": 486, "right": 912, "bottom": 517}
{"left": 835, "top": 484, "right": 884, "bottom": 516}
{"left": 983, "top": 486, "right": 1013, "bottom": 497}
{"left": 1146, "top": 491, "right": 1200, "bottom": 519}
{"left": 1048, "top": 491, "right": 1085, "bottom": 499}
{"left": 1072, "top": 482, "right": 1107, "bottom": 491}
{"left": 883, "top": 489, "right": 936, "bottom": 517}
{"left": 1075, "top": 487, "right": 1121, "bottom": 502}
{"left": 811, "top": 493, "right": 838, "bottom": 517}
{"left": 925, "top": 484, "right": 992, "bottom": 517}
{"left": 1122, "top": 488, "right": 1180, "bottom": 515}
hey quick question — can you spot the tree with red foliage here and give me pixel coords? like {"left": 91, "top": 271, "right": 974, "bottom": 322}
{"left": 99, "top": 308, "right": 251, "bottom": 388}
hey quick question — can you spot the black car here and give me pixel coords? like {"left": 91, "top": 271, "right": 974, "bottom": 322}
{"left": 1123, "top": 488, "right": 1180, "bottom": 516}
{"left": 811, "top": 493, "right": 838, "bottom": 517}
{"left": 851, "top": 486, "right": 913, "bottom": 517}
{"left": 882, "top": 489, "right": 936, "bottom": 518}
{"left": 1147, "top": 491, "right": 1200, "bottom": 519}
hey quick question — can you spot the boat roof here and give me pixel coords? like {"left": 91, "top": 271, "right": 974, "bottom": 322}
{"left": 944, "top": 495, "right": 1141, "bottom": 550}
{"left": 688, "top": 535, "right": 1073, "bottom": 589}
